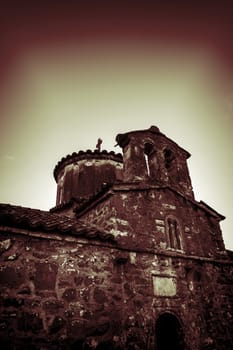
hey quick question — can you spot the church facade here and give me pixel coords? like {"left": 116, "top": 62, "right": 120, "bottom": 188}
{"left": 0, "top": 126, "right": 233, "bottom": 349}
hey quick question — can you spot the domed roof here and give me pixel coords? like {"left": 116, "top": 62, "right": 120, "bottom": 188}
{"left": 54, "top": 149, "right": 122, "bottom": 182}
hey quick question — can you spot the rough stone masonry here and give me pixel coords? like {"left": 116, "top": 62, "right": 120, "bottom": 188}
{"left": 0, "top": 126, "right": 233, "bottom": 349}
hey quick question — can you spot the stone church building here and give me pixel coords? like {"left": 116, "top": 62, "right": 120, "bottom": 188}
{"left": 0, "top": 126, "right": 233, "bottom": 349}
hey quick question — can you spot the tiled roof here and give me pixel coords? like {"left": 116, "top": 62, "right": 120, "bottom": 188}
{"left": 74, "top": 184, "right": 113, "bottom": 216}
{"left": 51, "top": 184, "right": 112, "bottom": 215}
{"left": 0, "top": 204, "right": 115, "bottom": 242}
{"left": 54, "top": 149, "right": 122, "bottom": 181}
{"left": 50, "top": 198, "right": 81, "bottom": 213}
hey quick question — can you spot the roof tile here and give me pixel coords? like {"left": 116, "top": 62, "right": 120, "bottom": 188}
{"left": 0, "top": 204, "right": 115, "bottom": 243}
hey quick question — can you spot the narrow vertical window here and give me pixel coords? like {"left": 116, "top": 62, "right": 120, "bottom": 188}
{"left": 164, "top": 148, "right": 174, "bottom": 170}
{"left": 144, "top": 153, "right": 150, "bottom": 176}
{"left": 144, "top": 142, "right": 154, "bottom": 177}
{"left": 167, "top": 218, "right": 182, "bottom": 250}
{"left": 56, "top": 183, "right": 63, "bottom": 205}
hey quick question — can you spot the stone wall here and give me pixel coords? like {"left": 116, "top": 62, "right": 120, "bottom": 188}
{"left": 78, "top": 185, "right": 225, "bottom": 258}
{"left": 1, "top": 230, "right": 233, "bottom": 349}
{"left": 116, "top": 127, "right": 194, "bottom": 199}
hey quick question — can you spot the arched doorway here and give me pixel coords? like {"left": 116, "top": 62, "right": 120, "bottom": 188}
{"left": 156, "top": 313, "right": 185, "bottom": 350}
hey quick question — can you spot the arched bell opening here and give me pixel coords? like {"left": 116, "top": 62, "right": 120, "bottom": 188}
{"left": 144, "top": 142, "right": 154, "bottom": 176}
{"left": 156, "top": 312, "right": 186, "bottom": 350}
{"left": 144, "top": 142, "right": 160, "bottom": 179}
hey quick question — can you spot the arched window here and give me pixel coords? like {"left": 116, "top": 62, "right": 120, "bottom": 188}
{"left": 144, "top": 142, "right": 154, "bottom": 176}
{"left": 164, "top": 148, "right": 175, "bottom": 170}
{"left": 166, "top": 217, "right": 182, "bottom": 250}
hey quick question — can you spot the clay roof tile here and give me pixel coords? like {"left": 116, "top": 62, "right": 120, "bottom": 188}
{"left": 0, "top": 204, "right": 115, "bottom": 243}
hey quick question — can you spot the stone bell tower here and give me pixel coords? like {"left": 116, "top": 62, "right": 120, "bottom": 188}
{"left": 116, "top": 125, "right": 194, "bottom": 199}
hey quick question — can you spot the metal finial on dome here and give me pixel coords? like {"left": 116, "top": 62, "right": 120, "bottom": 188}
{"left": 96, "top": 138, "right": 103, "bottom": 152}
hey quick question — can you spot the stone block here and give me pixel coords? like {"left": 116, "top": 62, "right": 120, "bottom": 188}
{"left": 0, "top": 266, "right": 24, "bottom": 288}
{"left": 3, "top": 298, "right": 24, "bottom": 308}
{"left": 0, "top": 239, "right": 11, "bottom": 254}
{"left": 74, "top": 275, "right": 84, "bottom": 285}
{"left": 17, "top": 312, "right": 43, "bottom": 333}
{"left": 93, "top": 287, "right": 107, "bottom": 303}
{"left": 62, "top": 288, "right": 77, "bottom": 302}
{"left": 43, "top": 298, "right": 64, "bottom": 313}
{"left": 49, "top": 316, "right": 65, "bottom": 334}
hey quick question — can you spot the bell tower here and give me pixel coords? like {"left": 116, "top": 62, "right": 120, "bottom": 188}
{"left": 116, "top": 126, "right": 194, "bottom": 198}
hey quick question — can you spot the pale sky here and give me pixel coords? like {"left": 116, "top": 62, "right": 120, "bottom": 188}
{"left": 0, "top": 2, "right": 233, "bottom": 250}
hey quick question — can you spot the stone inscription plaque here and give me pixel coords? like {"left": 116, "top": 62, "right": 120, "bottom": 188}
{"left": 152, "top": 276, "right": 176, "bottom": 297}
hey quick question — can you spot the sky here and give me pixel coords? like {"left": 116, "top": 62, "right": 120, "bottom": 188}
{"left": 0, "top": 1, "right": 233, "bottom": 249}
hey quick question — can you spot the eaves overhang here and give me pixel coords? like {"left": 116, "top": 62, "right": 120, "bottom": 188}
{"left": 0, "top": 203, "right": 115, "bottom": 243}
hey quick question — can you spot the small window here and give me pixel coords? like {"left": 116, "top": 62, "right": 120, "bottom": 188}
{"left": 166, "top": 217, "right": 182, "bottom": 250}
{"left": 144, "top": 142, "right": 154, "bottom": 156}
{"left": 164, "top": 148, "right": 174, "bottom": 170}
{"left": 144, "top": 143, "right": 154, "bottom": 176}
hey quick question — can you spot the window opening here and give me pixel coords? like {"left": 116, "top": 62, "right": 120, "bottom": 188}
{"left": 164, "top": 148, "right": 174, "bottom": 170}
{"left": 144, "top": 142, "right": 154, "bottom": 177}
{"left": 56, "top": 183, "right": 63, "bottom": 205}
{"left": 167, "top": 218, "right": 182, "bottom": 250}
{"left": 145, "top": 153, "right": 150, "bottom": 176}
